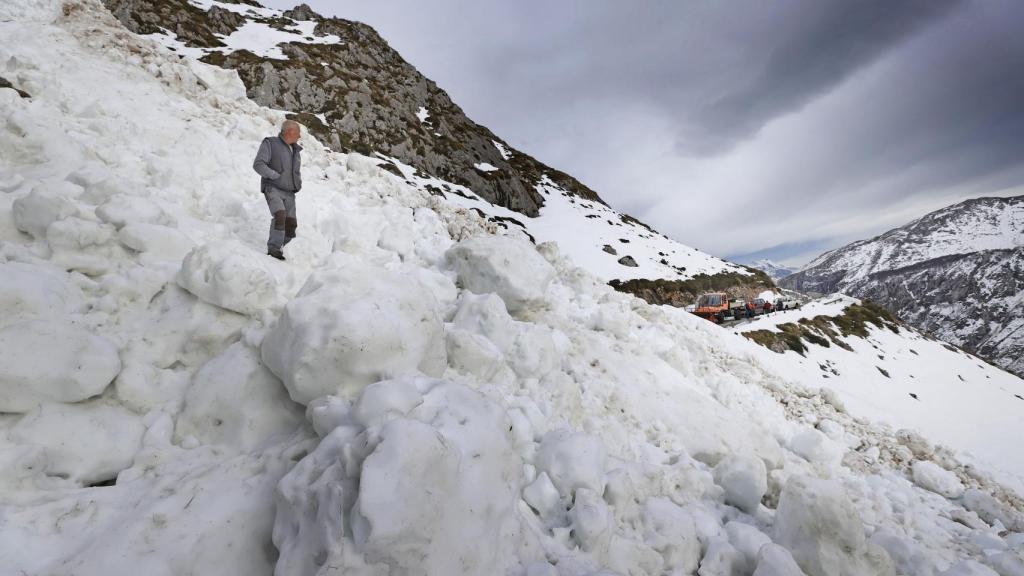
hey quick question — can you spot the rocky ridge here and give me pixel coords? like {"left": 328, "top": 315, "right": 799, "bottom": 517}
{"left": 102, "top": 0, "right": 602, "bottom": 216}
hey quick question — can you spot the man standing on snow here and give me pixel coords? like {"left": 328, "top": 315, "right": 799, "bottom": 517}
{"left": 253, "top": 119, "right": 303, "bottom": 260}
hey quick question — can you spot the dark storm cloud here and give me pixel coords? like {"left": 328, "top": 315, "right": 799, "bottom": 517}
{"left": 275, "top": 0, "right": 959, "bottom": 154}
{"left": 674, "top": 0, "right": 964, "bottom": 155}
{"left": 265, "top": 0, "right": 1024, "bottom": 263}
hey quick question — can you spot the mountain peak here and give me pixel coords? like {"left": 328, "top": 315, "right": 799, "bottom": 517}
{"left": 782, "top": 193, "right": 1024, "bottom": 377}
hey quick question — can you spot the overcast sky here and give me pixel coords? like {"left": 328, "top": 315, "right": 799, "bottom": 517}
{"left": 266, "top": 0, "right": 1024, "bottom": 265}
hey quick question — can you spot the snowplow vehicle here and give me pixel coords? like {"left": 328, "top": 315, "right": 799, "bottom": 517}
{"left": 693, "top": 292, "right": 731, "bottom": 323}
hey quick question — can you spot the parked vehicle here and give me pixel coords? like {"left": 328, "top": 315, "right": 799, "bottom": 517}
{"left": 752, "top": 298, "right": 767, "bottom": 315}
{"left": 693, "top": 292, "right": 730, "bottom": 323}
{"left": 775, "top": 298, "right": 800, "bottom": 310}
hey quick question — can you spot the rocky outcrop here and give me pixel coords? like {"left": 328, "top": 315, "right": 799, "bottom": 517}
{"left": 0, "top": 76, "right": 31, "bottom": 98}
{"left": 611, "top": 268, "right": 776, "bottom": 308}
{"left": 781, "top": 195, "right": 1024, "bottom": 377}
{"left": 101, "top": 0, "right": 604, "bottom": 216}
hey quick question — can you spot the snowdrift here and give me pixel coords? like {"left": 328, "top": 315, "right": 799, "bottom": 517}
{"left": 0, "top": 1, "right": 1023, "bottom": 575}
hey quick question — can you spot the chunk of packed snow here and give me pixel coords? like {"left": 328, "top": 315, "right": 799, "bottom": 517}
{"left": 260, "top": 265, "right": 447, "bottom": 404}
{"left": 963, "top": 489, "right": 1023, "bottom": 531}
{"left": 174, "top": 342, "right": 303, "bottom": 452}
{"left": 445, "top": 326, "right": 509, "bottom": 382}
{"left": 274, "top": 378, "right": 533, "bottom": 575}
{"left": 569, "top": 487, "right": 612, "bottom": 551}
{"left": 45, "top": 216, "right": 114, "bottom": 252}
{"left": 699, "top": 536, "right": 746, "bottom": 576}
{"left": 725, "top": 521, "right": 773, "bottom": 573}
{"left": 774, "top": 476, "right": 896, "bottom": 576}
{"left": 788, "top": 428, "right": 845, "bottom": 468}
{"left": 535, "top": 429, "right": 607, "bottom": 497}
{"left": 870, "top": 532, "right": 935, "bottom": 576}
{"left": 95, "top": 193, "right": 163, "bottom": 227}
{"left": 0, "top": 319, "right": 121, "bottom": 411}
{"left": 446, "top": 235, "right": 555, "bottom": 314}
{"left": 641, "top": 498, "right": 702, "bottom": 573}
{"left": 118, "top": 222, "right": 195, "bottom": 262}
{"left": 9, "top": 401, "right": 145, "bottom": 484}
{"left": 176, "top": 240, "right": 285, "bottom": 315}
{"left": 11, "top": 188, "right": 78, "bottom": 239}
{"left": 753, "top": 544, "right": 806, "bottom": 576}
{"left": 912, "top": 460, "right": 965, "bottom": 499}
{"left": 0, "top": 262, "right": 82, "bottom": 326}
{"left": 714, "top": 453, "right": 768, "bottom": 514}
{"left": 0, "top": 439, "right": 296, "bottom": 574}
{"left": 474, "top": 161, "right": 498, "bottom": 172}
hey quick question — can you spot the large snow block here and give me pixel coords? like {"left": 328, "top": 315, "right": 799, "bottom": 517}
{"left": 176, "top": 240, "right": 284, "bottom": 315}
{"left": 0, "top": 319, "right": 121, "bottom": 412}
{"left": 11, "top": 188, "right": 78, "bottom": 239}
{"left": 118, "top": 222, "right": 195, "bottom": 262}
{"left": 713, "top": 453, "right": 768, "bottom": 514}
{"left": 535, "top": 429, "right": 607, "bottom": 497}
{"left": 0, "top": 262, "right": 82, "bottom": 327}
{"left": 445, "top": 235, "right": 555, "bottom": 314}
{"left": 911, "top": 460, "right": 964, "bottom": 499}
{"left": 774, "top": 476, "right": 895, "bottom": 576}
{"left": 175, "top": 342, "right": 304, "bottom": 453}
{"left": 95, "top": 193, "right": 164, "bottom": 228}
{"left": 9, "top": 401, "right": 145, "bottom": 485}
{"left": 274, "top": 378, "right": 532, "bottom": 575}
{"left": 261, "top": 265, "right": 447, "bottom": 404}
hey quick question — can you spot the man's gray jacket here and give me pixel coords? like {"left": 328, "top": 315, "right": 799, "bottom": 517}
{"left": 253, "top": 136, "right": 303, "bottom": 194}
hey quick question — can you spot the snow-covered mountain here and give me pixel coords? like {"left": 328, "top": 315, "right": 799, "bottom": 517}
{"left": 101, "top": 0, "right": 751, "bottom": 290}
{"left": 749, "top": 259, "right": 799, "bottom": 281}
{"left": 2, "top": 1, "right": 1024, "bottom": 575}
{"left": 780, "top": 196, "right": 1024, "bottom": 378}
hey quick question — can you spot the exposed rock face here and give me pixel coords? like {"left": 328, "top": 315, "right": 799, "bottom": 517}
{"left": 610, "top": 268, "right": 776, "bottom": 308}
{"left": 101, "top": 0, "right": 604, "bottom": 216}
{"left": 0, "top": 76, "right": 31, "bottom": 98}
{"left": 781, "top": 195, "right": 1024, "bottom": 377}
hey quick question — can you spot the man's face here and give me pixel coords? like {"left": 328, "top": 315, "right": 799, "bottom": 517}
{"left": 282, "top": 126, "right": 301, "bottom": 145}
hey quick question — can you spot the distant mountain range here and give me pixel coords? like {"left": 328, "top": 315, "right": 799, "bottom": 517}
{"left": 749, "top": 259, "right": 799, "bottom": 281}
{"left": 781, "top": 195, "right": 1024, "bottom": 378}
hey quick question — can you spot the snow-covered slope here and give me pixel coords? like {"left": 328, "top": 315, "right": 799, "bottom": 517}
{"left": 781, "top": 196, "right": 1024, "bottom": 379}
{"left": 2, "top": 2, "right": 1024, "bottom": 575}
{"left": 385, "top": 156, "right": 747, "bottom": 283}
{"left": 103, "top": 0, "right": 750, "bottom": 286}
{"left": 738, "top": 295, "right": 1024, "bottom": 494}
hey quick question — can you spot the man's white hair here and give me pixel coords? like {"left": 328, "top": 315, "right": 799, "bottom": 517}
{"left": 280, "top": 119, "right": 301, "bottom": 133}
